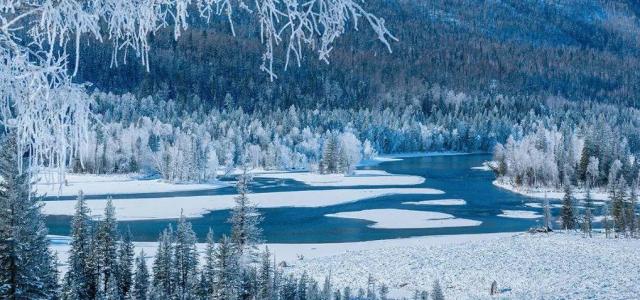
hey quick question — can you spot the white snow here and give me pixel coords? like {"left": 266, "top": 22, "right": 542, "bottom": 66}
{"left": 524, "top": 202, "right": 563, "bottom": 209}
{"left": 50, "top": 232, "right": 640, "bottom": 298}
{"left": 287, "top": 233, "right": 640, "bottom": 299}
{"left": 497, "top": 210, "right": 542, "bottom": 219}
{"left": 254, "top": 169, "right": 425, "bottom": 187}
{"left": 36, "top": 172, "right": 226, "bottom": 197}
{"left": 325, "top": 209, "right": 481, "bottom": 229}
{"left": 493, "top": 180, "right": 609, "bottom": 201}
{"left": 42, "top": 188, "right": 444, "bottom": 220}
{"left": 403, "top": 199, "right": 466, "bottom": 206}
{"left": 470, "top": 161, "right": 496, "bottom": 171}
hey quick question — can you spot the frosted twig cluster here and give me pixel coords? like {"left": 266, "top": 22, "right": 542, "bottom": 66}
{"left": 0, "top": 0, "right": 394, "bottom": 178}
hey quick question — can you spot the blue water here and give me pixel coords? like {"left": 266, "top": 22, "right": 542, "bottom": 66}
{"left": 45, "top": 154, "right": 556, "bottom": 243}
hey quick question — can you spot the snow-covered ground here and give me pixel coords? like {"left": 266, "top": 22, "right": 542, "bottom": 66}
{"left": 36, "top": 173, "right": 226, "bottom": 197}
{"left": 402, "top": 199, "right": 467, "bottom": 206}
{"left": 288, "top": 233, "right": 640, "bottom": 299}
{"left": 497, "top": 210, "right": 542, "bottom": 219}
{"left": 493, "top": 180, "right": 609, "bottom": 201}
{"left": 42, "top": 188, "right": 444, "bottom": 220}
{"left": 50, "top": 232, "right": 640, "bottom": 299}
{"left": 325, "top": 209, "right": 481, "bottom": 229}
{"left": 254, "top": 170, "right": 425, "bottom": 187}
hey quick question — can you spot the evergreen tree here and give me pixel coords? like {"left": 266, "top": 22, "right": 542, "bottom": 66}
{"left": 257, "top": 248, "right": 274, "bottom": 300}
{"left": 201, "top": 229, "right": 217, "bottom": 299}
{"left": 152, "top": 226, "right": 174, "bottom": 298}
{"left": 431, "top": 280, "right": 445, "bottom": 300}
{"left": 378, "top": 284, "right": 389, "bottom": 300}
{"left": 214, "top": 235, "right": 238, "bottom": 300}
{"left": 65, "top": 191, "right": 100, "bottom": 299}
{"left": 320, "top": 133, "right": 339, "bottom": 174}
{"left": 322, "top": 275, "right": 332, "bottom": 300}
{"left": 582, "top": 187, "right": 593, "bottom": 238}
{"left": 118, "top": 227, "right": 135, "bottom": 298}
{"left": 96, "top": 198, "right": 119, "bottom": 293}
{"left": 173, "top": 212, "right": 199, "bottom": 299}
{"left": 561, "top": 183, "right": 576, "bottom": 230}
{"left": 229, "top": 169, "right": 262, "bottom": 263}
{"left": 0, "top": 134, "right": 58, "bottom": 299}
{"left": 132, "top": 250, "right": 149, "bottom": 300}
{"left": 611, "top": 178, "right": 628, "bottom": 236}
{"left": 626, "top": 187, "right": 637, "bottom": 237}
{"left": 297, "top": 272, "right": 308, "bottom": 300}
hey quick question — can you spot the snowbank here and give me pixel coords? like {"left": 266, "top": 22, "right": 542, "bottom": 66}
{"left": 403, "top": 199, "right": 466, "bottom": 206}
{"left": 42, "top": 188, "right": 444, "bottom": 220}
{"left": 36, "top": 173, "right": 226, "bottom": 197}
{"left": 325, "top": 209, "right": 481, "bottom": 229}
{"left": 254, "top": 170, "right": 425, "bottom": 187}
{"left": 497, "top": 210, "right": 542, "bottom": 219}
{"left": 288, "top": 233, "right": 640, "bottom": 299}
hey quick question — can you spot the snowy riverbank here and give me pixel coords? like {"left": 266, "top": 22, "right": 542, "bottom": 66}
{"left": 493, "top": 179, "right": 610, "bottom": 201}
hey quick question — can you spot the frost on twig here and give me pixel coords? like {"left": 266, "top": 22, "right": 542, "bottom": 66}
{"left": 0, "top": 0, "right": 394, "bottom": 179}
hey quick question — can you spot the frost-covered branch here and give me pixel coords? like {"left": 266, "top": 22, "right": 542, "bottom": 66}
{"left": 0, "top": 0, "right": 394, "bottom": 179}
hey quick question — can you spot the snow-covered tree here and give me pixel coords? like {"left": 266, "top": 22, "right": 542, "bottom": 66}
{"left": 214, "top": 235, "right": 238, "bottom": 300}
{"left": 64, "top": 191, "right": 100, "bottom": 299}
{"left": 339, "top": 131, "right": 363, "bottom": 175}
{"left": 431, "top": 280, "right": 445, "bottom": 300}
{"left": 582, "top": 187, "right": 593, "bottom": 237}
{"left": 173, "top": 212, "right": 199, "bottom": 298}
{"left": 132, "top": 250, "right": 150, "bottom": 300}
{"left": 96, "top": 198, "right": 119, "bottom": 293}
{"left": 118, "top": 227, "right": 135, "bottom": 298}
{"left": 0, "top": 134, "right": 58, "bottom": 299}
{"left": 561, "top": 182, "right": 576, "bottom": 230}
{"left": 0, "top": 0, "right": 394, "bottom": 179}
{"left": 152, "top": 226, "right": 175, "bottom": 298}
{"left": 229, "top": 169, "right": 262, "bottom": 262}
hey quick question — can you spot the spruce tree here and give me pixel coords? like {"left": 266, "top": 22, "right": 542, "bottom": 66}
{"left": 611, "top": 179, "right": 628, "bottom": 236}
{"left": 118, "top": 227, "right": 135, "bottom": 298}
{"left": 96, "top": 197, "right": 119, "bottom": 293}
{"left": 229, "top": 169, "right": 262, "bottom": 263}
{"left": 582, "top": 187, "right": 593, "bottom": 238}
{"left": 431, "top": 279, "right": 445, "bottom": 300}
{"left": 561, "top": 183, "right": 576, "bottom": 230}
{"left": 215, "top": 235, "right": 238, "bottom": 300}
{"left": 201, "top": 229, "right": 217, "bottom": 298}
{"left": 173, "top": 212, "right": 199, "bottom": 299}
{"left": 0, "top": 134, "right": 58, "bottom": 299}
{"left": 626, "top": 187, "right": 637, "bottom": 237}
{"left": 152, "top": 226, "right": 174, "bottom": 298}
{"left": 257, "top": 248, "right": 274, "bottom": 300}
{"left": 132, "top": 250, "right": 149, "bottom": 300}
{"left": 65, "top": 191, "right": 99, "bottom": 299}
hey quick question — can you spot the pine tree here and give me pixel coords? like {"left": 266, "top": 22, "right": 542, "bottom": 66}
{"left": 96, "top": 197, "right": 119, "bottom": 293}
{"left": 257, "top": 248, "right": 274, "bottom": 300}
{"left": 320, "top": 133, "right": 339, "bottom": 174}
{"left": 132, "top": 250, "right": 149, "bottom": 300}
{"left": 626, "top": 187, "right": 637, "bottom": 237}
{"left": 561, "top": 183, "right": 576, "bottom": 230}
{"left": 431, "top": 279, "right": 445, "bottom": 300}
{"left": 611, "top": 179, "right": 628, "bottom": 236}
{"left": 214, "top": 235, "right": 238, "bottom": 300}
{"left": 322, "top": 275, "right": 332, "bottom": 300}
{"left": 173, "top": 212, "right": 199, "bottom": 299}
{"left": 201, "top": 229, "right": 217, "bottom": 299}
{"left": 603, "top": 204, "right": 612, "bottom": 238}
{"left": 65, "top": 191, "right": 100, "bottom": 300}
{"left": 229, "top": 169, "right": 262, "bottom": 263}
{"left": 582, "top": 187, "right": 593, "bottom": 238}
{"left": 0, "top": 134, "right": 58, "bottom": 299}
{"left": 118, "top": 227, "right": 135, "bottom": 298}
{"left": 297, "top": 272, "right": 308, "bottom": 300}
{"left": 152, "top": 226, "right": 174, "bottom": 298}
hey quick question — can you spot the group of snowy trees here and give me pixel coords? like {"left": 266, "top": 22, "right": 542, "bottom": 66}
{"left": 0, "top": 136, "right": 438, "bottom": 299}
{"left": 493, "top": 117, "right": 640, "bottom": 190}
